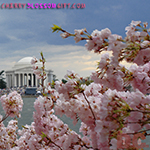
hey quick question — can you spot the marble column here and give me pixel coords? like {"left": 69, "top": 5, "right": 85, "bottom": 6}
{"left": 18, "top": 73, "right": 20, "bottom": 87}
{"left": 10, "top": 74, "right": 12, "bottom": 87}
{"left": 14, "top": 74, "right": 16, "bottom": 87}
{"left": 31, "top": 74, "right": 34, "bottom": 87}
{"left": 12, "top": 73, "right": 14, "bottom": 87}
{"left": 22, "top": 74, "right": 24, "bottom": 87}
{"left": 36, "top": 77, "right": 38, "bottom": 87}
{"left": 27, "top": 74, "right": 29, "bottom": 87}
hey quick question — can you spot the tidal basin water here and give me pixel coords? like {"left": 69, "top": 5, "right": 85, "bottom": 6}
{"left": 0, "top": 97, "right": 150, "bottom": 149}
{"left": 0, "top": 97, "right": 81, "bottom": 133}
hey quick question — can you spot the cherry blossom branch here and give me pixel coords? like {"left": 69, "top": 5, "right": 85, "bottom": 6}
{"left": 0, "top": 113, "right": 9, "bottom": 123}
{"left": 0, "top": 104, "right": 18, "bottom": 123}
{"left": 80, "top": 143, "right": 93, "bottom": 149}
{"left": 76, "top": 136, "right": 93, "bottom": 149}
{"left": 51, "top": 24, "right": 92, "bottom": 41}
{"left": 83, "top": 92, "right": 96, "bottom": 122}
{"left": 40, "top": 52, "right": 46, "bottom": 95}
{"left": 46, "top": 137, "right": 63, "bottom": 150}
{"left": 129, "top": 109, "right": 150, "bottom": 114}
{"left": 126, "top": 129, "right": 150, "bottom": 136}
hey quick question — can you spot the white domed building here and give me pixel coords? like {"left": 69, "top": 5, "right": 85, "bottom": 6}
{"left": 5, "top": 57, "right": 55, "bottom": 88}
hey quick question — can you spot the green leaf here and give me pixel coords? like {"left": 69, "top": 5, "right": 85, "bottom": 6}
{"left": 22, "top": 125, "right": 28, "bottom": 129}
{"left": 51, "top": 24, "right": 62, "bottom": 33}
{"left": 40, "top": 51, "right": 43, "bottom": 57}
{"left": 41, "top": 132, "right": 47, "bottom": 138}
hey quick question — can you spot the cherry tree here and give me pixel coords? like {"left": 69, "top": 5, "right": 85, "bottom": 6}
{"left": 0, "top": 21, "right": 150, "bottom": 149}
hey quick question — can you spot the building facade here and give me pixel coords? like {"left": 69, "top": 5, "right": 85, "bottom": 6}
{"left": 5, "top": 57, "right": 55, "bottom": 88}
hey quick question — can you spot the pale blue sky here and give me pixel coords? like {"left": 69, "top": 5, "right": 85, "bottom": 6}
{"left": 0, "top": 0, "right": 150, "bottom": 79}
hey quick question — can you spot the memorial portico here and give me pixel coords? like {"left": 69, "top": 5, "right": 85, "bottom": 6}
{"left": 6, "top": 57, "right": 55, "bottom": 88}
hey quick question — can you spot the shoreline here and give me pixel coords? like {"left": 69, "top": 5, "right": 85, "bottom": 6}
{"left": 21, "top": 95, "right": 38, "bottom": 98}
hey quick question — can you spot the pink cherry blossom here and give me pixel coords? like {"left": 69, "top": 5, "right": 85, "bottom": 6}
{"left": 0, "top": 91, "right": 23, "bottom": 118}
{"left": 1, "top": 20, "right": 150, "bottom": 150}
{"left": 129, "top": 62, "right": 150, "bottom": 94}
{"left": 31, "top": 56, "right": 38, "bottom": 65}
{"left": 130, "top": 20, "right": 141, "bottom": 26}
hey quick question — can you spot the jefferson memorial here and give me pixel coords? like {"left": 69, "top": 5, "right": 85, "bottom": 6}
{"left": 5, "top": 57, "right": 55, "bottom": 88}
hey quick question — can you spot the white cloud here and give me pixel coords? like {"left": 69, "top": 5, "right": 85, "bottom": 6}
{"left": 1, "top": 43, "right": 134, "bottom": 80}
{"left": 7, "top": 35, "right": 21, "bottom": 41}
{"left": 1, "top": 44, "right": 100, "bottom": 80}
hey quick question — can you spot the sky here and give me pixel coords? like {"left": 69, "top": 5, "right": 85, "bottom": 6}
{"left": 0, "top": 0, "right": 150, "bottom": 80}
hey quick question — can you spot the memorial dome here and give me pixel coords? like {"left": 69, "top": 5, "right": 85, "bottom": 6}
{"left": 17, "top": 57, "right": 33, "bottom": 64}
{"left": 13, "top": 57, "right": 41, "bottom": 69}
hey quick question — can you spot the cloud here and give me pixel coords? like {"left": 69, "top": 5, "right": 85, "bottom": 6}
{"left": 1, "top": 42, "right": 134, "bottom": 80}
{"left": 7, "top": 35, "right": 21, "bottom": 41}
{"left": 1, "top": 44, "right": 101, "bottom": 80}
{"left": 43, "top": 45, "right": 101, "bottom": 79}
{"left": 0, "top": 0, "right": 148, "bottom": 82}
{"left": 82, "top": 67, "right": 96, "bottom": 71}
{"left": 94, "top": 4, "right": 122, "bottom": 14}
{"left": 0, "top": 56, "right": 21, "bottom": 71}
